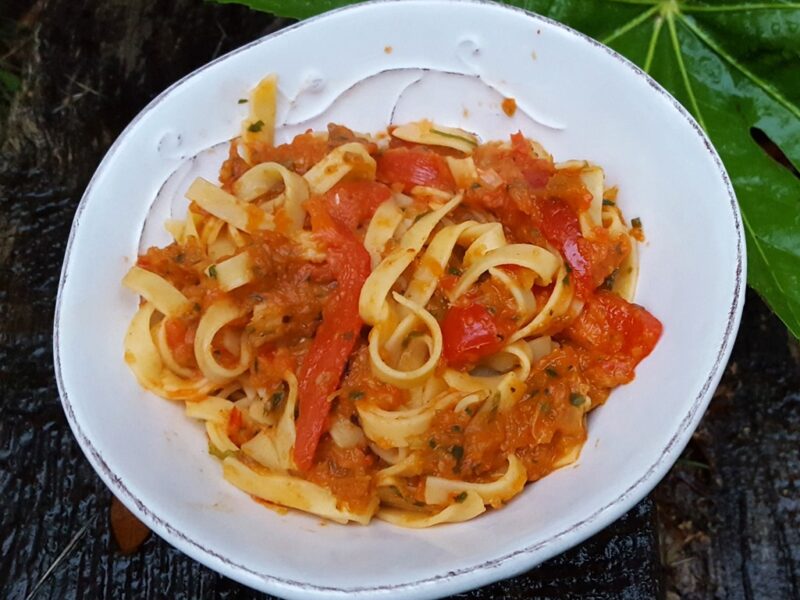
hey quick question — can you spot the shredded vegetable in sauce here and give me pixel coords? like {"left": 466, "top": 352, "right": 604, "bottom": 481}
{"left": 123, "top": 75, "right": 662, "bottom": 526}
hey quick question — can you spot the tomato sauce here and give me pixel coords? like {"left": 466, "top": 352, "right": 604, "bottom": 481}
{"left": 141, "top": 125, "right": 662, "bottom": 515}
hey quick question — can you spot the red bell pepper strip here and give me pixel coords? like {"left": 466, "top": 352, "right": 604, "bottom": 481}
{"left": 293, "top": 200, "right": 371, "bottom": 471}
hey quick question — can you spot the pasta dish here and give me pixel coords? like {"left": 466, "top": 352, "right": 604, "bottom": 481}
{"left": 123, "top": 75, "right": 662, "bottom": 527}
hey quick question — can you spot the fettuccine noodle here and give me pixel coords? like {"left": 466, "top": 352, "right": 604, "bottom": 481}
{"left": 123, "top": 75, "right": 662, "bottom": 526}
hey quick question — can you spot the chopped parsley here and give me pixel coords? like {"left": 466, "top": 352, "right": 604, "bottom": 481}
{"left": 208, "top": 442, "right": 235, "bottom": 460}
{"left": 349, "top": 390, "right": 365, "bottom": 400}
{"left": 247, "top": 119, "right": 264, "bottom": 133}
{"left": 428, "top": 438, "right": 437, "bottom": 449}
{"left": 631, "top": 217, "right": 642, "bottom": 229}
{"left": 570, "top": 393, "right": 586, "bottom": 407}
{"left": 270, "top": 389, "right": 285, "bottom": 410}
{"left": 451, "top": 425, "right": 462, "bottom": 433}
{"left": 454, "top": 491, "right": 468, "bottom": 503}
{"left": 208, "top": 264, "right": 217, "bottom": 278}
{"left": 602, "top": 269, "right": 618, "bottom": 291}
{"left": 602, "top": 199, "right": 616, "bottom": 206}
{"left": 448, "top": 266, "right": 462, "bottom": 276}
{"left": 237, "top": 98, "right": 248, "bottom": 104}
{"left": 544, "top": 367, "right": 558, "bottom": 378}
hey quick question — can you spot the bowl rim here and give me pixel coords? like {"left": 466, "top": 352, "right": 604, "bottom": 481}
{"left": 53, "top": 0, "right": 746, "bottom": 597}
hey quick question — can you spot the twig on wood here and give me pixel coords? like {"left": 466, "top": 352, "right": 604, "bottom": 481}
{"left": 25, "top": 515, "right": 96, "bottom": 600}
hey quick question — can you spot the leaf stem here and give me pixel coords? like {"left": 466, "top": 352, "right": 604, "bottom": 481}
{"left": 643, "top": 15, "right": 664, "bottom": 72}
{"left": 601, "top": 5, "right": 660, "bottom": 45}
{"left": 666, "top": 12, "right": 707, "bottom": 130}
{"left": 25, "top": 517, "right": 94, "bottom": 600}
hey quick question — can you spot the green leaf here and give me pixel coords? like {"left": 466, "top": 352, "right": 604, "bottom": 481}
{"left": 206, "top": 0, "right": 367, "bottom": 19}
{"left": 514, "top": 0, "right": 800, "bottom": 338}
{"left": 208, "top": 0, "right": 800, "bottom": 338}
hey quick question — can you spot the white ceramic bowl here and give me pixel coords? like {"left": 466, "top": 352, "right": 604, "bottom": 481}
{"left": 54, "top": 1, "right": 745, "bottom": 598}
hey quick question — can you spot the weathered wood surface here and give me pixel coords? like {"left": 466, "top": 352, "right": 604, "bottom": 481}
{"left": 655, "top": 290, "right": 800, "bottom": 600}
{"left": 0, "top": 1, "right": 795, "bottom": 599}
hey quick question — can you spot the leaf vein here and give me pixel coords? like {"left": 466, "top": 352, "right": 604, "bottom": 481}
{"left": 677, "top": 13, "right": 800, "bottom": 121}
{"left": 643, "top": 15, "right": 664, "bottom": 72}
{"left": 601, "top": 5, "right": 660, "bottom": 45}
{"left": 666, "top": 13, "right": 708, "bottom": 130}
{"left": 740, "top": 209, "right": 800, "bottom": 330}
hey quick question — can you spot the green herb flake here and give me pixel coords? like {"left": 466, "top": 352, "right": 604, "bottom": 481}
{"left": 451, "top": 425, "right": 462, "bottom": 433}
{"left": 602, "top": 269, "right": 618, "bottom": 291}
{"left": 237, "top": 98, "right": 248, "bottom": 104}
{"left": 349, "top": 390, "right": 365, "bottom": 400}
{"left": 570, "top": 393, "right": 586, "bottom": 407}
{"left": 454, "top": 491, "right": 468, "bottom": 503}
{"left": 428, "top": 438, "right": 437, "bottom": 449}
{"left": 631, "top": 217, "right": 642, "bottom": 229}
{"left": 208, "top": 442, "right": 235, "bottom": 460}
{"left": 208, "top": 264, "right": 218, "bottom": 278}
{"left": 270, "top": 390, "right": 285, "bottom": 410}
{"left": 544, "top": 367, "right": 558, "bottom": 378}
{"left": 247, "top": 120, "right": 264, "bottom": 133}
{"left": 448, "top": 266, "right": 462, "bottom": 276}
{"left": 562, "top": 274, "right": 570, "bottom": 286}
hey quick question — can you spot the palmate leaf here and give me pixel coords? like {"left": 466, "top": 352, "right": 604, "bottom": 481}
{"left": 516, "top": 0, "right": 800, "bottom": 338}
{"left": 210, "top": 0, "right": 800, "bottom": 338}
